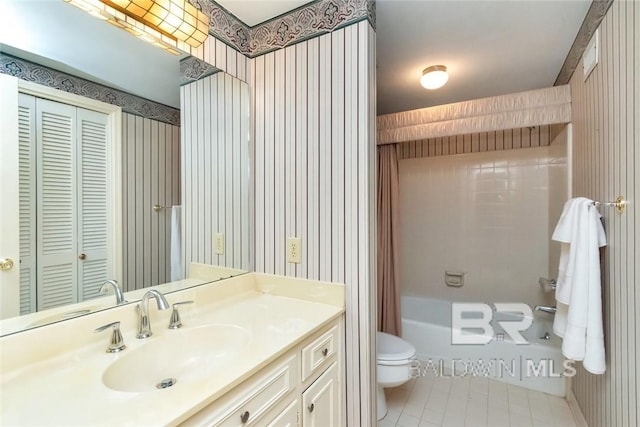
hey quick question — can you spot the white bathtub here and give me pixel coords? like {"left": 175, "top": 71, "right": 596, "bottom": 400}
{"left": 401, "top": 295, "right": 567, "bottom": 396}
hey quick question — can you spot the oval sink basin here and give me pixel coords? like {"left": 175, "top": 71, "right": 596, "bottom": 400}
{"left": 103, "top": 324, "right": 250, "bottom": 392}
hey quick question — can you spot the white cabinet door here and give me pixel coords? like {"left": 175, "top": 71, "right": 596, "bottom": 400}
{"left": 36, "top": 98, "right": 78, "bottom": 310}
{"left": 76, "top": 107, "right": 109, "bottom": 300}
{"left": 302, "top": 362, "right": 340, "bottom": 427}
{"left": 20, "top": 96, "right": 110, "bottom": 311}
{"left": 18, "top": 93, "right": 37, "bottom": 314}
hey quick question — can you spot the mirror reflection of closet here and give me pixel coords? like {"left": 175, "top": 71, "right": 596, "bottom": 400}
{"left": 19, "top": 94, "right": 111, "bottom": 314}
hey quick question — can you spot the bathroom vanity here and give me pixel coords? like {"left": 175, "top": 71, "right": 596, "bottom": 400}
{"left": 0, "top": 272, "right": 345, "bottom": 426}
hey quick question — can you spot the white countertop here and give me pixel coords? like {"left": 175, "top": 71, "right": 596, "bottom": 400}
{"left": 0, "top": 273, "right": 345, "bottom": 426}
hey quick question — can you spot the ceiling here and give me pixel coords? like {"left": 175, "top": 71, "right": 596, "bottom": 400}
{"left": 375, "top": 0, "right": 591, "bottom": 115}
{"left": 216, "top": 0, "right": 311, "bottom": 27}
{"left": 0, "top": 0, "right": 591, "bottom": 115}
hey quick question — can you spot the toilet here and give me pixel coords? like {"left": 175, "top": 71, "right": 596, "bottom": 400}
{"left": 376, "top": 331, "right": 417, "bottom": 421}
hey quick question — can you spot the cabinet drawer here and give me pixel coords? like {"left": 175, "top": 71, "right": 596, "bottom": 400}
{"left": 184, "top": 354, "right": 298, "bottom": 427}
{"left": 301, "top": 325, "right": 338, "bottom": 381}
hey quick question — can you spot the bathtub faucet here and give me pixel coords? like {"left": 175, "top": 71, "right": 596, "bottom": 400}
{"left": 534, "top": 305, "right": 557, "bottom": 315}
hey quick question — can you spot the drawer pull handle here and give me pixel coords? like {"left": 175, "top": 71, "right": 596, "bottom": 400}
{"left": 240, "top": 411, "right": 250, "bottom": 423}
{"left": 308, "top": 403, "right": 315, "bottom": 412}
{"left": 322, "top": 348, "right": 328, "bottom": 357}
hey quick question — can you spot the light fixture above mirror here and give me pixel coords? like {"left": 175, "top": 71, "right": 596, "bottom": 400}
{"left": 64, "top": 0, "right": 209, "bottom": 54}
{"left": 0, "top": 0, "right": 250, "bottom": 336}
{"left": 420, "top": 65, "right": 448, "bottom": 90}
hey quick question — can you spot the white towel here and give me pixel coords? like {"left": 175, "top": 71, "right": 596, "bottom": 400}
{"left": 170, "top": 206, "right": 184, "bottom": 282}
{"left": 552, "top": 198, "right": 607, "bottom": 374}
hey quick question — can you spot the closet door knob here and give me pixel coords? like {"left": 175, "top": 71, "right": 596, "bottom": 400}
{"left": 78, "top": 253, "right": 87, "bottom": 260}
{"left": 0, "top": 258, "right": 14, "bottom": 271}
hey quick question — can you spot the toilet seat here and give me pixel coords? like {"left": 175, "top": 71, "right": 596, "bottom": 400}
{"left": 377, "top": 331, "right": 416, "bottom": 363}
{"left": 376, "top": 331, "right": 417, "bottom": 421}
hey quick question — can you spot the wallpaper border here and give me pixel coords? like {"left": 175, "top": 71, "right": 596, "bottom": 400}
{"left": 0, "top": 53, "right": 180, "bottom": 126}
{"left": 554, "top": 0, "right": 614, "bottom": 85}
{"left": 194, "top": 0, "right": 375, "bottom": 58}
{"left": 180, "top": 56, "right": 220, "bottom": 85}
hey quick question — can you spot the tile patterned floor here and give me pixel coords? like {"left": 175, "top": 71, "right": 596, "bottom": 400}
{"left": 378, "top": 375, "right": 577, "bottom": 427}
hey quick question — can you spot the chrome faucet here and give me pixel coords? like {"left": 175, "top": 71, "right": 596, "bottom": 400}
{"left": 136, "top": 290, "right": 170, "bottom": 339}
{"left": 534, "top": 305, "right": 557, "bottom": 315}
{"left": 100, "top": 280, "right": 126, "bottom": 305}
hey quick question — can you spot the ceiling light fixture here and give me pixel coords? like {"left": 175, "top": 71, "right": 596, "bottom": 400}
{"left": 64, "top": 0, "right": 209, "bottom": 55}
{"left": 420, "top": 65, "right": 448, "bottom": 90}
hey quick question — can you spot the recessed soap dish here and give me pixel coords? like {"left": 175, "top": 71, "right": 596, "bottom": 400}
{"left": 445, "top": 271, "right": 465, "bottom": 287}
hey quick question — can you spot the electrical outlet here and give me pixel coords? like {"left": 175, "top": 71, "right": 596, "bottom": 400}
{"left": 215, "top": 233, "right": 224, "bottom": 255}
{"left": 287, "top": 237, "right": 302, "bottom": 263}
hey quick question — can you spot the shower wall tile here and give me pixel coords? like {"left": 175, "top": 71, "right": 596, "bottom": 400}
{"left": 398, "top": 145, "right": 566, "bottom": 308}
{"left": 547, "top": 126, "right": 569, "bottom": 278}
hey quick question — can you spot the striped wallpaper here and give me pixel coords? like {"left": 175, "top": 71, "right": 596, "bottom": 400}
{"left": 121, "top": 113, "right": 181, "bottom": 292}
{"left": 569, "top": 1, "right": 639, "bottom": 426}
{"left": 399, "top": 125, "right": 553, "bottom": 159}
{"left": 190, "top": 36, "right": 251, "bottom": 82}
{"left": 250, "top": 20, "right": 377, "bottom": 426}
{"left": 180, "top": 72, "right": 251, "bottom": 272}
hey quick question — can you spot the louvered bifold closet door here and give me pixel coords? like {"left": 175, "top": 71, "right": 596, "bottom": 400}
{"left": 18, "top": 94, "right": 36, "bottom": 314}
{"left": 36, "top": 99, "right": 78, "bottom": 310}
{"left": 76, "top": 108, "right": 109, "bottom": 300}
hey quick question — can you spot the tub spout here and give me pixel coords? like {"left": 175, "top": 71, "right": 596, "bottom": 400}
{"left": 534, "top": 305, "right": 556, "bottom": 315}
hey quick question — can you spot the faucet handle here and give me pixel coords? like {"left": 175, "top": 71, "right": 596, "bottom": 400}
{"left": 538, "top": 277, "right": 557, "bottom": 292}
{"left": 94, "top": 321, "right": 126, "bottom": 353}
{"left": 168, "top": 301, "right": 194, "bottom": 329}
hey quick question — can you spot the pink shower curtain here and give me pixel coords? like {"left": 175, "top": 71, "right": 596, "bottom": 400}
{"left": 377, "top": 144, "right": 401, "bottom": 336}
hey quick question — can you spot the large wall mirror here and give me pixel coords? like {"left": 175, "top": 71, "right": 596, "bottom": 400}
{"left": 0, "top": 0, "right": 251, "bottom": 336}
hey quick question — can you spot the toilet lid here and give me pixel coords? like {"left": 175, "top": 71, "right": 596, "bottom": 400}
{"left": 377, "top": 331, "right": 416, "bottom": 361}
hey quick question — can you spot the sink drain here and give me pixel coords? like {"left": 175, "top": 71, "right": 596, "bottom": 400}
{"left": 156, "top": 378, "right": 177, "bottom": 389}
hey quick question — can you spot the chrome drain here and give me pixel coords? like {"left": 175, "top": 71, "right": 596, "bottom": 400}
{"left": 156, "top": 378, "right": 177, "bottom": 389}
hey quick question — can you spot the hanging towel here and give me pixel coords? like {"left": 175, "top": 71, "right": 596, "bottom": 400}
{"left": 551, "top": 198, "right": 607, "bottom": 374}
{"left": 170, "top": 206, "right": 184, "bottom": 282}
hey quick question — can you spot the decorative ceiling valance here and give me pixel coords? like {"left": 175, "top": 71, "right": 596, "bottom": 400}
{"left": 377, "top": 85, "right": 571, "bottom": 145}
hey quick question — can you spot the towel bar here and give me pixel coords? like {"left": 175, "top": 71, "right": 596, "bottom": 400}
{"left": 592, "top": 196, "right": 626, "bottom": 214}
{"left": 153, "top": 204, "right": 169, "bottom": 212}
